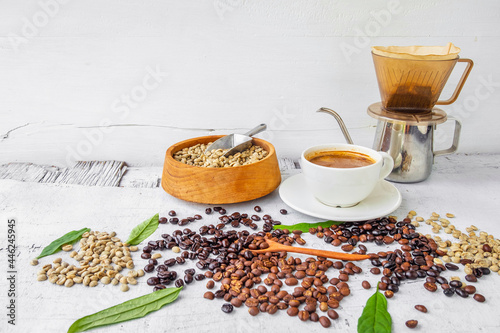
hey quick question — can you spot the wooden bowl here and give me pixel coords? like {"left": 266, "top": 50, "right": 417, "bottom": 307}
{"left": 161, "top": 136, "right": 281, "bottom": 204}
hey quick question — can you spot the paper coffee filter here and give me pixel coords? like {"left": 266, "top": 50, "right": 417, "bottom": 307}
{"left": 372, "top": 43, "right": 460, "bottom": 60}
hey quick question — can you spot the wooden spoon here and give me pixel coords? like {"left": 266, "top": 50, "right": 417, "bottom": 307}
{"left": 250, "top": 239, "right": 371, "bottom": 261}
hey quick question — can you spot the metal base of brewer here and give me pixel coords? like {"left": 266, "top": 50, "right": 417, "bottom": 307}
{"left": 368, "top": 102, "right": 461, "bottom": 183}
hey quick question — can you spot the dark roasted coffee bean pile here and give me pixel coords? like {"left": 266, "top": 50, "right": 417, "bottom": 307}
{"left": 141, "top": 208, "right": 488, "bottom": 328}
{"left": 310, "top": 217, "right": 488, "bottom": 302}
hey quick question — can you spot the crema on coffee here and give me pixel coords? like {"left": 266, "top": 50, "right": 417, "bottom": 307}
{"left": 306, "top": 151, "right": 375, "bottom": 168}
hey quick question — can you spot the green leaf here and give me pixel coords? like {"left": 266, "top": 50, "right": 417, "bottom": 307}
{"left": 37, "top": 227, "right": 90, "bottom": 259}
{"left": 273, "top": 220, "right": 343, "bottom": 233}
{"left": 67, "top": 287, "right": 182, "bottom": 333}
{"left": 357, "top": 284, "right": 392, "bottom": 333}
{"left": 125, "top": 213, "right": 159, "bottom": 246}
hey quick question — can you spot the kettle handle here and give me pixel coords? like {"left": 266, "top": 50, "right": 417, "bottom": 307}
{"left": 436, "top": 58, "right": 474, "bottom": 106}
{"left": 434, "top": 117, "right": 462, "bottom": 157}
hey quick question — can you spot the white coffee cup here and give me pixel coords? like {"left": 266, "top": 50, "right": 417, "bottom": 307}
{"left": 300, "top": 143, "right": 394, "bottom": 208}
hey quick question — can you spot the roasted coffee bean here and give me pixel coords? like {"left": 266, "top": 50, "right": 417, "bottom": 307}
{"left": 341, "top": 244, "right": 354, "bottom": 252}
{"left": 464, "top": 285, "right": 476, "bottom": 295}
{"left": 205, "top": 208, "right": 212, "bottom": 214}
{"left": 327, "top": 309, "right": 339, "bottom": 320}
{"left": 473, "top": 268, "right": 484, "bottom": 278}
{"left": 141, "top": 253, "right": 152, "bottom": 260}
{"left": 175, "top": 279, "right": 184, "bottom": 288}
{"left": 443, "top": 287, "right": 455, "bottom": 297}
{"left": 194, "top": 274, "right": 205, "bottom": 281}
{"left": 285, "top": 277, "right": 298, "bottom": 286}
{"left": 169, "top": 218, "right": 179, "bottom": 224}
{"left": 184, "top": 274, "right": 194, "bottom": 284}
{"left": 387, "top": 284, "right": 399, "bottom": 293}
{"left": 436, "top": 276, "right": 448, "bottom": 285}
{"left": 449, "top": 280, "right": 462, "bottom": 288}
{"left": 251, "top": 215, "right": 261, "bottom": 221}
{"left": 465, "top": 274, "right": 477, "bottom": 282}
{"left": 206, "top": 280, "right": 215, "bottom": 289}
{"left": 480, "top": 243, "right": 492, "bottom": 252}
{"left": 254, "top": 206, "right": 262, "bottom": 212}
{"left": 370, "top": 267, "right": 381, "bottom": 275}
{"left": 287, "top": 306, "right": 299, "bottom": 317}
{"left": 144, "top": 264, "right": 155, "bottom": 273}
{"left": 280, "top": 209, "right": 288, "bottom": 215}
{"left": 168, "top": 210, "right": 176, "bottom": 216}
{"left": 338, "top": 273, "right": 349, "bottom": 281}
{"left": 406, "top": 320, "right": 418, "bottom": 329}
{"left": 445, "top": 263, "right": 459, "bottom": 271}
{"left": 147, "top": 277, "right": 160, "bottom": 286}
{"left": 204, "top": 291, "right": 214, "bottom": 300}
{"left": 415, "top": 305, "right": 427, "bottom": 313}
{"left": 213, "top": 206, "right": 222, "bottom": 212}
{"left": 245, "top": 298, "right": 259, "bottom": 307}
{"left": 230, "top": 298, "right": 243, "bottom": 308}
{"left": 304, "top": 303, "right": 317, "bottom": 313}
{"left": 248, "top": 306, "right": 259, "bottom": 316}
{"left": 426, "top": 269, "right": 439, "bottom": 277}
{"left": 214, "top": 290, "right": 225, "bottom": 299}
{"left": 298, "top": 310, "right": 309, "bottom": 321}
{"left": 424, "top": 282, "right": 437, "bottom": 292}
{"left": 473, "top": 294, "right": 486, "bottom": 302}
{"left": 455, "top": 288, "right": 469, "bottom": 298}
{"left": 277, "top": 302, "right": 288, "bottom": 310}
{"left": 384, "top": 290, "right": 394, "bottom": 298}
{"left": 362, "top": 281, "right": 371, "bottom": 289}
{"left": 176, "top": 257, "right": 186, "bottom": 265}
{"left": 319, "top": 316, "right": 331, "bottom": 328}
{"left": 164, "top": 259, "right": 176, "bottom": 267}
{"left": 221, "top": 303, "right": 234, "bottom": 313}
{"left": 481, "top": 267, "right": 491, "bottom": 275}
{"left": 266, "top": 304, "right": 278, "bottom": 314}
{"left": 310, "top": 312, "right": 319, "bottom": 322}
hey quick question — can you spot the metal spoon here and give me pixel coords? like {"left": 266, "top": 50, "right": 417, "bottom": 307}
{"left": 205, "top": 123, "right": 267, "bottom": 157}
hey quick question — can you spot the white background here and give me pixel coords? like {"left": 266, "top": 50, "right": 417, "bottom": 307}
{"left": 1, "top": 0, "right": 499, "bottom": 167}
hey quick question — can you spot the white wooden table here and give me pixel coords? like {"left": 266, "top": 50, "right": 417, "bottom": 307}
{"left": 1, "top": 153, "right": 499, "bottom": 333}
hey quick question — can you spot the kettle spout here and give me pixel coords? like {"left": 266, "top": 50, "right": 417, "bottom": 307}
{"left": 317, "top": 108, "right": 354, "bottom": 145}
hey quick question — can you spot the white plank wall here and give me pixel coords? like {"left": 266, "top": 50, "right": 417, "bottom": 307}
{"left": 1, "top": 0, "right": 499, "bottom": 167}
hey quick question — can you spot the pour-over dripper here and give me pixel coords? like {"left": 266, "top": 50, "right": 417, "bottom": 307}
{"left": 372, "top": 45, "right": 473, "bottom": 112}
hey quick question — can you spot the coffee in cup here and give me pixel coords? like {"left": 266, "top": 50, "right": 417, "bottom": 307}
{"left": 307, "top": 150, "right": 376, "bottom": 168}
{"left": 301, "top": 144, "right": 394, "bottom": 208}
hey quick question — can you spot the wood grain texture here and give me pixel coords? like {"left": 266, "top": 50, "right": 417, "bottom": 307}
{"left": 0, "top": 161, "right": 127, "bottom": 186}
{"left": 161, "top": 136, "right": 281, "bottom": 204}
{"left": 1, "top": 1, "right": 500, "bottom": 167}
{"left": 0, "top": 153, "right": 500, "bottom": 333}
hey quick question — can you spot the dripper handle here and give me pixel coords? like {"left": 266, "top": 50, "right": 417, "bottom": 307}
{"left": 436, "top": 58, "right": 474, "bottom": 105}
{"left": 434, "top": 117, "right": 461, "bottom": 157}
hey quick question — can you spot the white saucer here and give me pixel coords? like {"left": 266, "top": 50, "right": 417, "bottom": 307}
{"left": 279, "top": 173, "right": 402, "bottom": 221}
